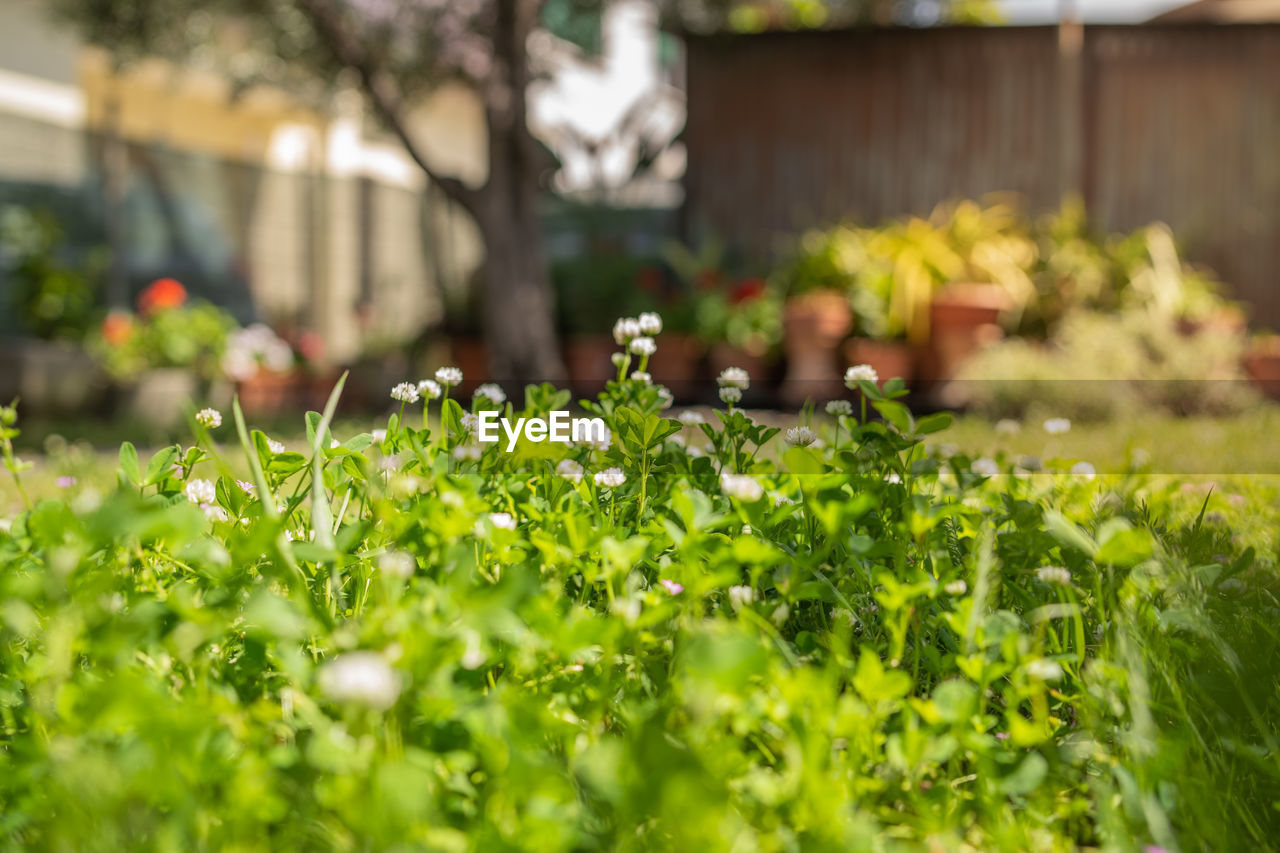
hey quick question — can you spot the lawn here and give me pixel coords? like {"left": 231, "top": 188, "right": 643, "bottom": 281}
{"left": 2, "top": 366, "right": 1278, "bottom": 851}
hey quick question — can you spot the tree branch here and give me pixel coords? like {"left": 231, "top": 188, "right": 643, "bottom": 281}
{"left": 296, "top": 0, "right": 484, "bottom": 219}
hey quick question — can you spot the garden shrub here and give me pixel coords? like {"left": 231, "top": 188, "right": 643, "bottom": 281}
{"left": 1, "top": 321, "right": 1277, "bottom": 851}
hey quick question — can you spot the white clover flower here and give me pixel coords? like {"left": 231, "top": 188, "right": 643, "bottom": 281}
{"left": 1070, "top": 461, "right": 1096, "bottom": 479}
{"left": 773, "top": 493, "right": 796, "bottom": 506}
{"left": 458, "top": 413, "right": 479, "bottom": 434}
{"left": 435, "top": 366, "right": 463, "bottom": 387}
{"left": 678, "top": 410, "right": 705, "bottom": 426}
{"left": 488, "top": 512, "right": 517, "bottom": 530}
{"left": 970, "top": 457, "right": 1000, "bottom": 478}
{"left": 885, "top": 471, "right": 903, "bottom": 485}
{"left": 581, "top": 427, "right": 612, "bottom": 452}
{"left": 1036, "top": 566, "right": 1073, "bottom": 586}
{"left": 728, "top": 585, "right": 754, "bottom": 610}
{"left": 390, "top": 382, "right": 420, "bottom": 403}
{"left": 630, "top": 371, "right": 652, "bottom": 385}
{"left": 720, "top": 471, "right": 764, "bottom": 502}
{"left": 184, "top": 478, "right": 216, "bottom": 505}
{"left": 845, "top": 364, "right": 879, "bottom": 387}
{"left": 195, "top": 408, "right": 222, "bottom": 428}
{"left": 656, "top": 387, "right": 674, "bottom": 410}
{"left": 594, "top": 467, "right": 627, "bottom": 489}
{"left": 377, "top": 550, "right": 415, "bottom": 579}
{"left": 944, "top": 579, "right": 967, "bottom": 596}
{"left": 200, "top": 503, "right": 229, "bottom": 522}
{"left": 612, "top": 317, "right": 641, "bottom": 345}
{"left": 1043, "top": 417, "right": 1071, "bottom": 435}
{"left": 556, "top": 459, "right": 584, "bottom": 483}
{"left": 610, "top": 352, "right": 628, "bottom": 368}
{"left": 995, "top": 418, "right": 1022, "bottom": 436}
{"left": 473, "top": 383, "right": 506, "bottom": 404}
{"left": 784, "top": 426, "right": 817, "bottom": 447}
{"left": 825, "top": 400, "right": 853, "bottom": 417}
{"left": 451, "top": 443, "right": 483, "bottom": 461}
{"left": 378, "top": 453, "right": 402, "bottom": 473}
{"left": 719, "top": 386, "right": 743, "bottom": 405}
{"left": 667, "top": 434, "right": 686, "bottom": 448}
{"left": 629, "top": 336, "right": 656, "bottom": 356}
{"left": 717, "top": 366, "right": 750, "bottom": 390}
{"left": 236, "top": 479, "right": 256, "bottom": 496}
{"left": 638, "top": 312, "right": 663, "bottom": 335}
{"left": 317, "top": 651, "right": 401, "bottom": 710}
{"left": 266, "top": 437, "right": 286, "bottom": 454}
{"left": 1025, "top": 659, "right": 1064, "bottom": 682}
{"left": 366, "top": 429, "right": 386, "bottom": 444}
{"left": 418, "top": 379, "right": 441, "bottom": 400}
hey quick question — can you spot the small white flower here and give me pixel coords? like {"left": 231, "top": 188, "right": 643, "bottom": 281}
{"left": 630, "top": 371, "right": 652, "bottom": 384}
{"left": 944, "top": 579, "right": 967, "bottom": 595}
{"left": 458, "top": 413, "right": 479, "bottom": 434}
{"left": 678, "top": 410, "right": 705, "bottom": 426}
{"left": 638, "top": 312, "right": 663, "bottom": 335}
{"left": 266, "top": 438, "right": 286, "bottom": 454}
{"left": 317, "top": 651, "right": 401, "bottom": 710}
{"left": 844, "top": 364, "right": 879, "bottom": 387}
{"left": 773, "top": 493, "right": 796, "bottom": 506}
{"left": 200, "top": 503, "right": 229, "bottom": 522}
{"left": 378, "top": 453, "right": 402, "bottom": 472}
{"left": 488, "top": 512, "right": 517, "bottom": 530}
{"left": 970, "top": 457, "right": 1000, "bottom": 478}
{"left": 610, "top": 352, "right": 628, "bottom": 368}
{"left": 391, "top": 382, "right": 420, "bottom": 403}
{"left": 825, "top": 400, "right": 853, "bottom": 417}
{"left": 728, "top": 585, "right": 754, "bottom": 610}
{"left": 435, "top": 366, "right": 463, "bottom": 387}
{"left": 995, "top": 418, "right": 1022, "bottom": 436}
{"left": 1025, "top": 659, "right": 1064, "bottom": 682}
{"left": 720, "top": 471, "right": 764, "bottom": 502}
{"left": 581, "top": 427, "right": 612, "bottom": 452}
{"left": 784, "top": 426, "right": 817, "bottom": 447}
{"left": 377, "top": 550, "right": 415, "bottom": 579}
{"left": 1036, "top": 566, "right": 1073, "bottom": 586}
{"left": 717, "top": 366, "right": 750, "bottom": 390}
{"left": 612, "top": 317, "right": 641, "bottom": 345}
{"left": 195, "top": 408, "right": 222, "bottom": 428}
{"left": 667, "top": 434, "right": 686, "bottom": 448}
{"left": 451, "top": 443, "right": 482, "bottom": 461}
{"left": 556, "top": 459, "right": 584, "bottom": 483}
{"left": 1070, "top": 461, "right": 1096, "bottom": 479}
{"left": 719, "top": 386, "right": 743, "bottom": 405}
{"left": 329, "top": 439, "right": 341, "bottom": 449}
{"left": 370, "top": 429, "right": 387, "bottom": 443}
{"left": 629, "top": 336, "right": 656, "bottom": 356}
{"left": 236, "top": 479, "right": 256, "bottom": 496}
{"left": 418, "top": 379, "right": 441, "bottom": 400}
{"left": 473, "top": 383, "right": 506, "bottom": 404}
{"left": 184, "top": 478, "right": 217, "bottom": 505}
{"left": 656, "top": 387, "right": 674, "bottom": 409}
{"left": 1043, "top": 417, "right": 1071, "bottom": 435}
{"left": 885, "top": 471, "right": 902, "bottom": 484}
{"left": 594, "top": 467, "right": 626, "bottom": 489}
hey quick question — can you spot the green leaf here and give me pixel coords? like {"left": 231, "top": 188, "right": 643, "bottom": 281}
{"left": 1095, "top": 527, "right": 1153, "bottom": 567}
{"left": 118, "top": 442, "right": 140, "bottom": 486}
{"left": 144, "top": 445, "right": 179, "bottom": 487}
{"left": 915, "top": 412, "right": 952, "bottom": 435}
{"left": 872, "top": 399, "right": 913, "bottom": 435}
{"left": 309, "top": 372, "right": 348, "bottom": 552}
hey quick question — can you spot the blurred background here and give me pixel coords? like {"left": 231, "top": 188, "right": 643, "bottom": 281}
{"left": 2, "top": 0, "right": 1279, "bottom": 437}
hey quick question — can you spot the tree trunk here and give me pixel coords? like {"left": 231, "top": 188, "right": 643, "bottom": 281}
{"left": 477, "top": 0, "right": 565, "bottom": 383}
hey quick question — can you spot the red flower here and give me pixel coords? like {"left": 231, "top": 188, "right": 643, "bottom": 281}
{"left": 101, "top": 311, "right": 135, "bottom": 346}
{"left": 138, "top": 278, "right": 187, "bottom": 315}
{"left": 729, "top": 278, "right": 766, "bottom": 304}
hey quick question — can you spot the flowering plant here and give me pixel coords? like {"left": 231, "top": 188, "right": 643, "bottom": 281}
{"left": 89, "top": 278, "right": 238, "bottom": 379}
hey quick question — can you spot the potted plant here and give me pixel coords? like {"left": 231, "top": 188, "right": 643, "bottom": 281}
{"left": 0, "top": 205, "right": 109, "bottom": 415}
{"left": 91, "top": 278, "right": 237, "bottom": 428}
{"left": 695, "top": 276, "right": 782, "bottom": 403}
{"left": 1243, "top": 335, "right": 1280, "bottom": 399}
{"left": 222, "top": 323, "right": 300, "bottom": 417}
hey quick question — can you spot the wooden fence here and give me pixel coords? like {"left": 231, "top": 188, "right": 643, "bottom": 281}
{"left": 683, "top": 24, "right": 1280, "bottom": 327}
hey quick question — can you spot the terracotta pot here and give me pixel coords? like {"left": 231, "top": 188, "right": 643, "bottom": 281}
{"left": 563, "top": 335, "right": 617, "bottom": 395}
{"left": 924, "top": 283, "right": 1010, "bottom": 382}
{"left": 843, "top": 338, "right": 913, "bottom": 385}
{"left": 782, "top": 290, "right": 854, "bottom": 406}
{"left": 709, "top": 342, "right": 773, "bottom": 405}
{"left": 450, "top": 338, "right": 489, "bottom": 395}
{"left": 125, "top": 367, "right": 199, "bottom": 429}
{"left": 1243, "top": 338, "right": 1280, "bottom": 398}
{"left": 237, "top": 370, "right": 300, "bottom": 419}
{"left": 646, "top": 333, "right": 704, "bottom": 401}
